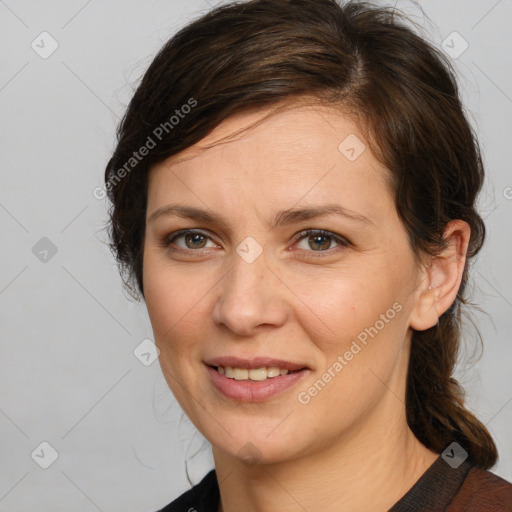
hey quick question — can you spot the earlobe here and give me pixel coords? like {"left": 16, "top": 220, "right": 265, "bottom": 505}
{"left": 409, "top": 220, "right": 471, "bottom": 332}
{"left": 409, "top": 284, "right": 440, "bottom": 331}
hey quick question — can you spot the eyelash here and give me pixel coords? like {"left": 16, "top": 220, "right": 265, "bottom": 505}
{"left": 163, "top": 229, "right": 351, "bottom": 257}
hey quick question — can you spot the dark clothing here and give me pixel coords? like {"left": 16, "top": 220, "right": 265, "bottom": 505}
{"left": 389, "top": 455, "right": 512, "bottom": 511}
{"left": 157, "top": 454, "right": 512, "bottom": 511}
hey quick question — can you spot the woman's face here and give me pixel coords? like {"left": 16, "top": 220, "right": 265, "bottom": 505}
{"left": 143, "top": 102, "right": 425, "bottom": 465}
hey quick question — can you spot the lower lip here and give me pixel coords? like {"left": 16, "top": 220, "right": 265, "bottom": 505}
{"left": 206, "top": 365, "right": 310, "bottom": 402}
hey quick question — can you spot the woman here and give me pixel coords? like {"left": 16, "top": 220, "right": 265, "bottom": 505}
{"left": 104, "top": 0, "right": 512, "bottom": 510}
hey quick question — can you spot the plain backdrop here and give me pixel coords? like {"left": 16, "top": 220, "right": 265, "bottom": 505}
{"left": 0, "top": 1, "right": 511, "bottom": 510}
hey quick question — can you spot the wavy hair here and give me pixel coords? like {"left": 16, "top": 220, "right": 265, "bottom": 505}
{"left": 104, "top": 0, "right": 497, "bottom": 468}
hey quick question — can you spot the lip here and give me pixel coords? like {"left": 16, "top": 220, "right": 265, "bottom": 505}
{"left": 205, "top": 364, "right": 310, "bottom": 402}
{"left": 203, "top": 356, "right": 308, "bottom": 372}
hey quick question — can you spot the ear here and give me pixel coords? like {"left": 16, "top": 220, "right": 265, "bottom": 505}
{"left": 409, "top": 220, "right": 471, "bottom": 331}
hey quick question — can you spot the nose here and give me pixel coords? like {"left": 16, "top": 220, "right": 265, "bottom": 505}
{"left": 212, "top": 246, "right": 288, "bottom": 336}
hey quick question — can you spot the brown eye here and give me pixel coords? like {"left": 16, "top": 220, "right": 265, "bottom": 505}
{"left": 306, "top": 234, "right": 333, "bottom": 251}
{"left": 294, "top": 229, "right": 350, "bottom": 253}
{"left": 165, "top": 230, "right": 217, "bottom": 251}
{"left": 183, "top": 232, "right": 208, "bottom": 249}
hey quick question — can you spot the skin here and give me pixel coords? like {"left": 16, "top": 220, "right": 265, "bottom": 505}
{"left": 143, "top": 100, "right": 470, "bottom": 512}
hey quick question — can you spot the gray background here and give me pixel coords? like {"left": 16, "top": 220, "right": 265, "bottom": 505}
{"left": 0, "top": 1, "right": 511, "bottom": 510}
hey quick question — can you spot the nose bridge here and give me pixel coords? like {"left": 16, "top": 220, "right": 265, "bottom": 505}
{"left": 213, "top": 240, "right": 287, "bottom": 334}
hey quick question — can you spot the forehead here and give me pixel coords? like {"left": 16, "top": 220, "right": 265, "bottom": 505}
{"left": 147, "top": 103, "right": 392, "bottom": 215}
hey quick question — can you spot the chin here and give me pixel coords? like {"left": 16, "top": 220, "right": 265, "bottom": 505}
{"left": 209, "top": 426, "right": 309, "bottom": 467}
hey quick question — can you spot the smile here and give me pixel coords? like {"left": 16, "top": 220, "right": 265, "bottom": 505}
{"left": 215, "top": 365, "right": 300, "bottom": 381}
{"left": 205, "top": 364, "right": 310, "bottom": 402}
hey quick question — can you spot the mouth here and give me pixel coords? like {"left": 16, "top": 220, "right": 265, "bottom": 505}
{"left": 209, "top": 365, "right": 306, "bottom": 381}
{"left": 204, "top": 357, "right": 311, "bottom": 402}
{"left": 204, "top": 356, "right": 309, "bottom": 379}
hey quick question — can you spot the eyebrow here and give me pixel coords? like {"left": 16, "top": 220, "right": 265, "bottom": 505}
{"left": 147, "top": 203, "right": 374, "bottom": 229}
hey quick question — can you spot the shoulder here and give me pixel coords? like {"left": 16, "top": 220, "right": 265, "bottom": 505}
{"left": 448, "top": 466, "right": 512, "bottom": 511}
{"left": 155, "top": 469, "right": 219, "bottom": 512}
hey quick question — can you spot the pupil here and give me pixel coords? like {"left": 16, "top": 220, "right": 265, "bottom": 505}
{"left": 186, "top": 233, "right": 206, "bottom": 248}
{"left": 310, "top": 235, "right": 330, "bottom": 251}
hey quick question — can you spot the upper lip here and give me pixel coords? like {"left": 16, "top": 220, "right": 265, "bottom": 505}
{"left": 204, "top": 356, "right": 308, "bottom": 371}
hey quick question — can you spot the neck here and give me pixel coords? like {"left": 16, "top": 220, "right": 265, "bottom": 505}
{"left": 213, "top": 407, "right": 438, "bottom": 512}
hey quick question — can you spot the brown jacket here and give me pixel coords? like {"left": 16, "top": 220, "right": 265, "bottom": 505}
{"left": 158, "top": 454, "right": 512, "bottom": 511}
{"left": 390, "top": 455, "right": 512, "bottom": 511}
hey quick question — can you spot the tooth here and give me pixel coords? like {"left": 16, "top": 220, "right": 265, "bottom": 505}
{"left": 233, "top": 368, "right": 249, "bottom": 380}
{"left": 266, "top": 367, "right": 281, "bottom": 378}
{"left": 217, "top": 365, "right": 296, "bottom": 380}
{"left": 248, "top": 368, "right": 267, "bottom": 381}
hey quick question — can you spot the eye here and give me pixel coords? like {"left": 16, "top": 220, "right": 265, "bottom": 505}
{"left": 162, "top": 228, "right": 350, "bottom": 256}
{"left": 293, "top": 229, "right": 350, "bottom": 253}
{"left": 165, "top": 230, "right": 219, "bottom": 251}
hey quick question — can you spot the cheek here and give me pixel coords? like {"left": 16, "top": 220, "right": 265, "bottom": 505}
{"left": 293, "top": 281, "right": 408, "bottom": 420}
{"left": 142, "top": 252, "right": 231, "bottom": 383}
{"left": 287, "top": 262, "right": 409, "bottom": 380}
{"left": 143, "top": 256, "right": 212, "bottom": 410}
{"left": 288, "top": 264, "right": 401, "bottom": 332}
{"left": 143, "top": 255, "right": 202, "bottom": 351}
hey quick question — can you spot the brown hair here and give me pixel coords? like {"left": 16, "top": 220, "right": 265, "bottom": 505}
{"left": 104, "top": 0, "right": 498, "bottom": 468}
